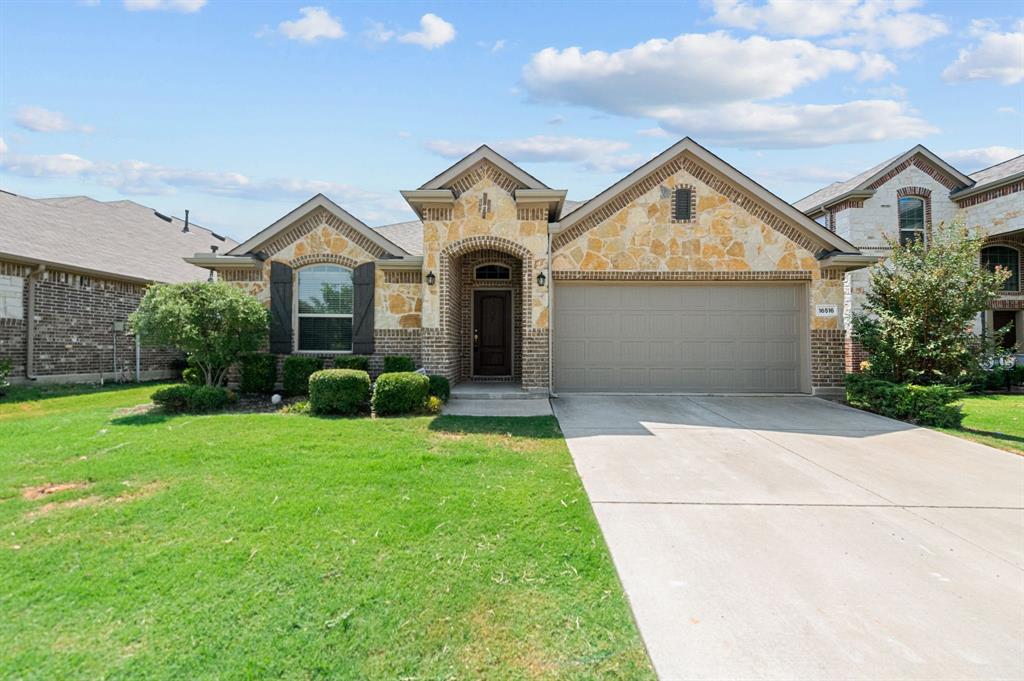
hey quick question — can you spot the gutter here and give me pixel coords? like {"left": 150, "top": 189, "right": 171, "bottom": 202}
{"left": 950, "top": 171, "right": 1024, "bottom": 201}
{"left": 25, "top": 264, "right": 45, "bottom": 380}
{"left": 817, "top": 252, "right": 880, "bottom": 271}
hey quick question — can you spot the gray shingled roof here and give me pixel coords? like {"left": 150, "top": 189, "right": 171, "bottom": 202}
{"left": 792, "top": 152, "right": 903, "bottom": 213}
{"left": 0, "top": 191, "right": 236, "bottom": 283}
{"left": 966, "top": 154, "right": 1024, "bottom": 189}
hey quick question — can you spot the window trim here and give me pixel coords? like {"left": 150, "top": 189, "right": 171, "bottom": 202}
{"left": 897, "top": 195, "right": 927, "bottom": 246}
{"left": 981, "top": 244, "right": 1021, "bottom": 293}
{"left": 474, "top": 262, "right": 512, "bottom": 280}
{"left": 671, "top": 185, "right": 695, "bottom": 223}
{"left": 293, "top": 263, "right": 354, "bottom": 354}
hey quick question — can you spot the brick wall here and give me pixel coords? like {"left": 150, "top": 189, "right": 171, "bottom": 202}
{"left": 810, "top": 329, "right": 845, "bottom": 390}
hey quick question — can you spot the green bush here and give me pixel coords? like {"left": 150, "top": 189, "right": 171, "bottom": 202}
{"left": 372, "top": 372, "right": 429, "bottom": 416}
{"left": 427, "top": 375, "right": 450, "bottom": 403}
{"left": 974, "top": 364, "right": 1024, "bottom": 392}
{"left": 845, "top": 373, "right": 964, "bottom": 428}
{"left": 181, "top": 367, "right": 202, "bottom": 386}
{"left": 282, "top": 356, "right": 323, "bottom": 396}
{"left": 239, "top": 353, "right": 277, "bottom": 394}
{"left": 151, "top": 384, "right": 232, "bottom": 414}
{"left": 382, "top": 356, "right": 415, "bottom": 373}
{"left": 332, "top": 355, "right": 370, "bottom": 371}
{"left": 308, "top": 369, "right": 371, "bottom": 416}
{"left": 424, "top": 395, "right": 444, "bottom": 414}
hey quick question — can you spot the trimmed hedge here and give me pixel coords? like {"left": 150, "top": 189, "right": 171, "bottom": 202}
{"left": 239, "top": 353, "right": 277, "bottom": 394}
{"left": 332, "top": 355, "right": 370, "bottom": 371}
{"left": 845, "top": 373, "right": 964, "bottom": 428}
{"left": 282, "top": 355, "right": 323, "bottom": 396}
{"left": 308, "top": 369, "right": 371, "bottom": 416}
{"left": 152, "top": 384, "right": 232, "bottom": 414}
{"left": 382, "top": 355, "right": 415, "bottom": 373}
{"left": 372, "top": 371, "right": 429, "bottom": 416}
{"left": 427, "top": 375, "right": 450, "bottom": 403}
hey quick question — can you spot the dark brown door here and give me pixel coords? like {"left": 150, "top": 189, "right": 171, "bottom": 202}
{"left": 473, "top": 290, "right": 512, "bottom": 376}
{"left": 994, "top": 311, "right": 1017, "bottom": 351}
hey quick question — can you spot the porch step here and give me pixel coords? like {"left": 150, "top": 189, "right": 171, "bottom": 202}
{"left": 449, "top": 383, "right": 549, "bottom": 400}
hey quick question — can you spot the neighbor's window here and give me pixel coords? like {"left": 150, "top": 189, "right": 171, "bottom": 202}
{"left": 982, "top": 245, "right": 1020, "bottom": 292}
{"left": 296, "top": 265, "right": 353, "bottom": 352}
{"left": 475, "top": 264, "right": 511, "bottom": 280}
{"left": 0, "top": 275, "right": 23, "bottom": 320}
{"left": 672, "top": 187, "right": 693, "bottom": 221}
{"left": 898, "top": 196, "right": 926, "bottom": 246}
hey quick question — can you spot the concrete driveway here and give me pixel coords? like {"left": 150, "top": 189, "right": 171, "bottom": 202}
{"left": 552, "top": 395, "right": 1024, "bottom": 681}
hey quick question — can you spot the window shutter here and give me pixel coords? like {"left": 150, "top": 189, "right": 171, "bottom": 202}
{"left": 352, "top": 262, "right": 375, "bottom": 355}
{"left": 673, "top": 188, "right": 692, "bottom": 221}
{"left": 269, "top": 261, "right": 293, "bottom": 354}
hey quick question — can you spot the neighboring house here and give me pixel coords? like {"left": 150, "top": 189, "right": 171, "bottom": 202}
{"left": 795, "top": 147, "right": 1024, "bottom": 369}
{"left": 191, "top": 138, "right": 874, "bottom": 396}
{"left": 0, "top": 191, "right": 235, "bottom": 383}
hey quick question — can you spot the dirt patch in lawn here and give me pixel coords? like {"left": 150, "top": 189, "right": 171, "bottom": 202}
{"left": 25, "top": 481, "right": 165, "bottom": 519}
{"left": 114, "top": 403, "right": 155, "bottom": 417}
{"left": 21, "top": 482, "right": 90, "bottom": 500}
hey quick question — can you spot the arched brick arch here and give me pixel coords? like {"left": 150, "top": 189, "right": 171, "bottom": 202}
{"left": 287, "top": 253, "right": 359, "bottom": 270}
{"left": 438, "top": 235, "right": 535, "bottom": 332}
{"left": 896, "top": 186, "right": 933, "bottom": 242}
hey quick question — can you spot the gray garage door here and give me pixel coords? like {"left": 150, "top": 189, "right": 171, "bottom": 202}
{"left": 553, "top": 283, "right": 807, "bottom": 393}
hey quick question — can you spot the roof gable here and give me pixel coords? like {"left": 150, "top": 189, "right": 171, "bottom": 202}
{"left": 227, "top": 194, "right": 408, "bottom": 258}
{"left": 552, "top": 137, "right": 857, "bottom": 254}
{"left": 418, "top": 145, "right": 549, "bottom": 193}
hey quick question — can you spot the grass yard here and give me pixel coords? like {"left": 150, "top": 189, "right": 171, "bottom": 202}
{"left": 938, "top": 394, "right": 1024, "bottom": 455}
{"left": 0, "top": 383, "right": 653, "bottom": 680}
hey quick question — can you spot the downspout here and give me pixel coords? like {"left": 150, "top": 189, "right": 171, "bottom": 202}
{"left": 135, "top": 333, "right": 141, "bottom": 383}
{"left": 24, "top": 264, "right": 45, "bottom": 380}
{"left": 547, "top": 228, "right": 557, "bottom": 398}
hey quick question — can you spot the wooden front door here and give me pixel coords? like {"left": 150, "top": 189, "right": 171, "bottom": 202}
{"left": 473, "top": 290, "right": 512, "bottom": 376}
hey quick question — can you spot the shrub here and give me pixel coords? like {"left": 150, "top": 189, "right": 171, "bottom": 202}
{"left": 845, "top": 373, "right": 964, "bottom": 428}
{"left": 308, "top": 369, "right": 371, "bottom": 416}
{"left": 332, "top": 355, "right": 370, "bottom": 371}
{"left": 427, "top": 375, "right": 450, "bottom": 403}
{"left": 372, "top": 371, "right": 429, "bottom": 416}
{"left": 151, "top": 384, "right": 232, "bottom": 414}
{"left": 0, "top": 358, "right": 11, "bottom": 392}
{"left": 282, "top": 355, "right": 323, "bottom": 396}
{"left": 239, "top": 353, "right": 277, "bottom": 394}
{"left": 423, "top": 395, "right": 444, "bottom": 415}
{"left": 382, "top": 355, "right": 415, "bottom": 373}
{"left": 181, "top": 367, "right": 202, "bottom": 386}
{"left": 280, "top": 400, "right": 311, "bottom": 415}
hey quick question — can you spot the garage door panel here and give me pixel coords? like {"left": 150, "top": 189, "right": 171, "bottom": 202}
{"left": 555, "top": 283, "right": 806, "bottom": 393}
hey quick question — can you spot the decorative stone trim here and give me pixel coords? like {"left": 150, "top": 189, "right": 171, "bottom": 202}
{"left": 896, "top": 186, "right": 933, "bottom": 242}
{"left": 552, "top": 152, "right": 820, "bottom": 254}
{"left": 446, "top": 159, "right": 526, "bottom": 197}
{"left": 552, "top": 270, "right": 813, "bottom": 281}
{"left": 288, "top": 253, "right": 359, "bottom": 270}
{"left": 670, "top": 184, "right": 696, "bottom": 223}
{"left": 383, "top": 270, "right": 422, "bottom": 284}
{"left": 220, "top": 269, "right": 263, "bottom": 282}
{"left": 422, "top": 207, "right": 453, "bottom": 221}
{"left": 955, "top": 179, "right": 1024, "bottom": 207}
{"left": 517, "top": 207, "right": 548, "bottom": 221}
{"left": 262, "top": 207, "right": 387, "bottom": 258}
{"left": 865, "top": 156, "right": 965, "bottom": 192}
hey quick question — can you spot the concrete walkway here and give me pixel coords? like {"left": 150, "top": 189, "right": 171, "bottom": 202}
{"left": 553, "top": 395, "right": 1024, "bottom": 681}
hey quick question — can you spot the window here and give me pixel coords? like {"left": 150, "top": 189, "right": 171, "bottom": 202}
{"left": 475, "top": 264, "right": 511, "bottom": 280}
{"left": 0, "top": 275, "right": 23, "bottom": 319}
{"left": 672, "top": 187, "right": 693, "bottom": 221}
{"left": 982, "top": 246, "right": 1020, "bottom": 292}
{"left": 897, "top": 196, "right": 925, "bottom": 245}
{"left": 296, "top": 265, "right": 353, "bottom": 352}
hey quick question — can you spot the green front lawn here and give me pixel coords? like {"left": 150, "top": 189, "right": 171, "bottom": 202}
{"left": 0, "top": 384, "right": 653, "bottom": 679}
{"left": 938, "top": 394, "right": 1024, "bottom": 455}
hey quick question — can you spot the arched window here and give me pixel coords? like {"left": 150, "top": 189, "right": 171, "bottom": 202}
{"left": 296, "top": 264, "right": 353, "bottom": 351}
{"left": 475, "top": 264, "right": 511, "bottom": 280}
{"left": 982, "top": 245, "right": 1020, "bottom": 292}
{"left": 898, "top": 196, "right": 925, "bottom": 245}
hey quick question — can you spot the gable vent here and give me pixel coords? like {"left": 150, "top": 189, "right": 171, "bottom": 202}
{"left": 672, "top": 186, "right": 694, "bottom": 222}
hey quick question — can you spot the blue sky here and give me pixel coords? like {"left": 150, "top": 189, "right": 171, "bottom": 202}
{"left": 1, "top": 0, "right": 1022, "bottom": 241}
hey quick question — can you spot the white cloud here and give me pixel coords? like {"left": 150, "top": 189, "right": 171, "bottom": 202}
{"left": 278, "top": 7, "right": 345, "bottom": 43}
{"left": 522, "top": 32, "right": 933, "bottom": 148}
{"left": 489, "top": 39, "right": 506, "bottom": 53}
{"left": 423, "top": 135, "right": 642, "bottom": 173}
{"left": 397, "top": 14, "right": 455, "bottom": 49}
{"left": 636, "top": 127, "right": 672, "bottom": 138}
{"left": 123, "top": 0, "right": 206, "bottom": 12}
{"left": 943, "top": 146, "right": 1022, "bottom": 171}
{"left": 996, "top": 106, "right": 1018, "bottom": 115}
{"left": 942, "top": 20, "right": 1024, "bottom": 85}
{"left": 364, "top": 21, "right": 395, "bottom": 44}
{"left": 710, "top": 0, "right": 948, "bottom": 50}
{"left": 1, "top": 151, "right": 95, "bottom": 177}
{"left": 547, "top": 115, "right": 566, "bottom": 125}
{"left": 857, "top": 52, "right": 896, "bottom": 81}
{"left": 14, "top": 106, "right": 94, "bottom": 134}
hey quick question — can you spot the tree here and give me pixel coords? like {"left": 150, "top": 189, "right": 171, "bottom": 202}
{"left": 852, "top": 217, "right": 1010, "bottom": 385}
{"left": 131, "top": 281, "right": 269, "bottom": 386}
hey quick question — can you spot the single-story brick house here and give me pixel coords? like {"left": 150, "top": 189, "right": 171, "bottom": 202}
{"left": 0, "top": 191, "right": 233, "bottom": 383}
{"left": 795, "top": 147, "right": 1024, "bottom": 369}
{"left": 190, "top": 138, "right": 877, "bottom": 396}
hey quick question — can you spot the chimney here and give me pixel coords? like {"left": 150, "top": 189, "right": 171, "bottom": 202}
{"left": 182, "top": 209, "right": 190, "bottom": 233}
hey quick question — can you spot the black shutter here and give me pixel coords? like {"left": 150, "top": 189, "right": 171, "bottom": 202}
{"left": 269, "top": 261, "right": 293, "bottom": 354}
{"left": 352, "top": 262, "right": 375, "bottom": 355}
{"left": 673, "top": 188, "right": 692, "bottom": 221}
